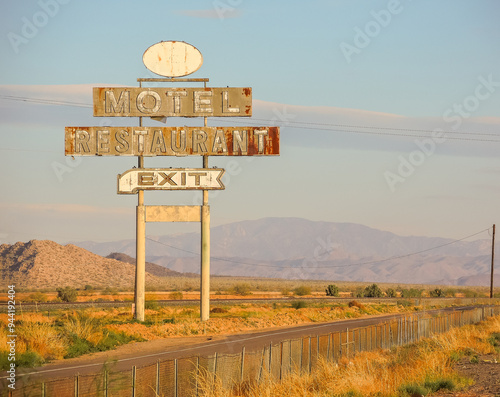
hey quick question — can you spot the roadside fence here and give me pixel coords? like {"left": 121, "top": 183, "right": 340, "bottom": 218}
{"left": 5, "top": 305, "right": 500, "bottom": 397}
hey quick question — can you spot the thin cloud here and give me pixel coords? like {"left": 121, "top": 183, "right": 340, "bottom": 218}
{"left": 0, "top": 203, "right": 130, "bottom": 215}
{"left": 175, "top": 8, "right": 242, "bottom": 19}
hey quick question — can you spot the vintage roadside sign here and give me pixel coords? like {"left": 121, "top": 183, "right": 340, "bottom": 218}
{"left": 65, "top": 126, "right": 279, "bottom": 156}
{"left": 118, "top": 168, "right": 225, "bottom": 194}
{"left": 93, "top": 87, "right": 251, "bottom": 117}
{"left": 143, "top": 41, "right": 203, "bottom": 77}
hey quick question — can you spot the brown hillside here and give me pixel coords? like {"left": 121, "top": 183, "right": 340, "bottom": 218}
{"left": 0, "top": 240, "right": 165, "bottom": 290}
{"left": 106, "top": 252, "right": 198, "bottom": 278}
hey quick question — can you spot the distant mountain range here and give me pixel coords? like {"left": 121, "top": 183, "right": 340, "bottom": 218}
{"left": 74, "top": 217, "right": 498, "bottom": 286}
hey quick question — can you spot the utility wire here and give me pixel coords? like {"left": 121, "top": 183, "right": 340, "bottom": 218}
{"left": 213, "top": 116, "right": 500, "bottom": 137}
{"left": 145, "top": 226, "right": 491, "bottom": 270}
{"left": 0, "top": 94, "right": 92, "bottom": 108}
{"left": 1, "top": 94, "right": 500, "bottom": 142}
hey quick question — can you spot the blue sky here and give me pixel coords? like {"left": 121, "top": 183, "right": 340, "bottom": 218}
{"left": 1, "top": 0, "right": 500, "bottom": 244}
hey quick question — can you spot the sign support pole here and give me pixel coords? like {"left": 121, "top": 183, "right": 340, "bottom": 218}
{"left": 200, "top": 109, "right": 211, "bottom": 321}
{"left": 490, "top": 224, "right": 495, "bottom": 299}
{"left": 135, "top": 112, "right": 146, "bottom": 321}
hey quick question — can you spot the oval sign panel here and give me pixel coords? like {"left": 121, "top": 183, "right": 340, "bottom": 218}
{"left": 143, "top": 41, "right": 203, "bottom": 77}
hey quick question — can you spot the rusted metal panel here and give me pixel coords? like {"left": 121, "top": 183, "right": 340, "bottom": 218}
{"left": 142, "top": 41, "right": 203, "bottom": 77}
{"left": 118, "top": 168, "right": 225, "bottom": 194}
{"left": 145, "top": 205, "right": 202, "bottom": 222}
{"left": 65, "top": 126, "right": 279, "bottom": 156}
{"left": 93, "top": 87, "right": 252, "bottom": 117}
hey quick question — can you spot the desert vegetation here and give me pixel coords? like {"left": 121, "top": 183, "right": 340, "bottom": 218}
{"left": 2, "top": 279, "right": 496, "bottom": 303}
{"left": 198, "top": 315, "right": 500, "bottom": 396}
{"left": 0, "top": 299, "right": 439, "bottom": 369}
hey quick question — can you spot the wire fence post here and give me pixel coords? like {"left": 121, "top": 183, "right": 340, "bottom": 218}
{"left": 309, "top": 337, "right": 312, "bottom": 373}
{"left": 300, "top": 337, "right": 304, "bottom": 373}
{"left": 132, "top": 366, "right": 136, "bottom": 397}
{"left": 279, "top": 342, "right": 283, "bottom": 380}
{"left": 174, "top": 358, "right": 178, "bottom": 397}
{"left": 156, "top": 360, "right": 160, "bottom": 396}
{"left": 75, "top": 374, "right": 79, "bottom": 397}
{"left": 327, "top": 333, "right": 331, "bottom": 361}
{"left": 269, "top": 343, "right": 272, "bottom": 375}
{"left": 105, "top": 370, "right": 108, "bottom": 397}
{"left": 240, "top": 347, "right": 245, "bottom": 383}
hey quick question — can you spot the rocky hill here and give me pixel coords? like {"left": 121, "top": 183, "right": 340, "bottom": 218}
{"left": 105, "top": 252, "right": 198, "bottom": 278}
{"left": 0, "top": 240, "right": 170, "bottom": 289}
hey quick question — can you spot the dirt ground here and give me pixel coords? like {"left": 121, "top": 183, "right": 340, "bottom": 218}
{"left": 436, "top": 354, "right": 500, "bottom": 397}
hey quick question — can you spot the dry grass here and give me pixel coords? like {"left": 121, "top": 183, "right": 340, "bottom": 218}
{"left": 195, "top": 315, "right": 500, "bottom": 397}
{"left": 63, "top": 312, "right": 104, "bottom": 346}
{"left": 16, "top": 322, "right": 67, "bottom": 360}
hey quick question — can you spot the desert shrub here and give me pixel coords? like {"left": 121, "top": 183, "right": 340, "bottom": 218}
{"left": 84, "top": 284, "right": 93, "bottom": 291}
{"left": 461, "top": 289, "right": 480, "bottom": 298}
{"left": 325, "top": 284, "right": 339, "bottom": 297}
{"left": 169, "top": 291, "right": 183, "bottom": 300}
{"left": 443, "top": 288, "right": 457, "bottom": 297}
{"left": 364, "top": 284, "right": 383, "bottom": 298}
{"left": 27, "top": 292, "right": 48, "bottom": 303}
{"left": 348, "top": 300, "right": 365, "bottom": 309}
{"left": 354, "top": 288, "right": 365, "bottom": 298}
{"left": 291, "top": 301, "right": 307, "bottom": 310}
{"left": 397, "top": 299, "right": 413, "bottom": 308}
{"left": 385, "top": 288, "right": 396, "bottom": 298}
{"left": 56, "top": 287, "right": 78, "bottom": 302}
{"left": 102, "top": 287, "right": 119, "bottom": 295}
{"left": 429, "top": 288, "right": 443, "bottom": 297}
{"left": 488, "top": 332, "right": 500, "bottom": 352}
{"left": 145, "top": 301, "right": 159, "bottom": 310}
{"left": 231, "top": 283, "right": 252, "bottom": 296}
{"left": 15, "top": 351, "right": 45, "bottom": 368}
{"left": 281, "top": 287, "right": 291, "bottom": 296}
{"left": 293, "top": 286, "right": 311, "bottom": 296}
{"left": 399, "top": 383, "right": 429, "bottom": 396}
{"left": 210, "top": 307, "right": 228, "bottom": 314}
{"left": 400, "top": 288, "right": 422, "bottom": 298}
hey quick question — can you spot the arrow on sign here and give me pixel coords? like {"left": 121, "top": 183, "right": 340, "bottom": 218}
{"left": 117, "top": 168, "right": 225, "bottom": 194}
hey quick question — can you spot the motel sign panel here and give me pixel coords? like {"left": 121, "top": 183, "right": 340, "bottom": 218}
{"left": 93, "top": 87, "right": 252, "bottom": 117}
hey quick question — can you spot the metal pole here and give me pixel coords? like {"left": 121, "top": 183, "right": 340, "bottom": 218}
{"left": 200, "top": 108, "right": 210, "bottom": 321}
{"left": 135, "top": 155, "right": 146, "bottom": 321}
{"left": 491, "top": 224, "right": 495, "bottom": 299}
{"left": 200, "top": 154, "right": 210, "bottom": 321}
{"left": 134, "top": 102, "right": 146, "bottom": 321}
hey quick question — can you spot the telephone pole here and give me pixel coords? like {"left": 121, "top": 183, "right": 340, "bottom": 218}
{"left": 490, "top": 224, "right": 495, "bottom": 299}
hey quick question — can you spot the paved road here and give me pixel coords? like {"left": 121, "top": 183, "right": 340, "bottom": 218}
{"left": 0, "top": 306, "right": 475, "bottom": 388}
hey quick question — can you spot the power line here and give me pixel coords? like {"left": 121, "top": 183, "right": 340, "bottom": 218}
{"left": 145, "top": 226, "right": 491, "bottom": 270}
{"left": 0, "top": 94, "right": 92, "bottom": 108}
{"left": 1, "top": 94, "right": 500, "bottom": 142}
